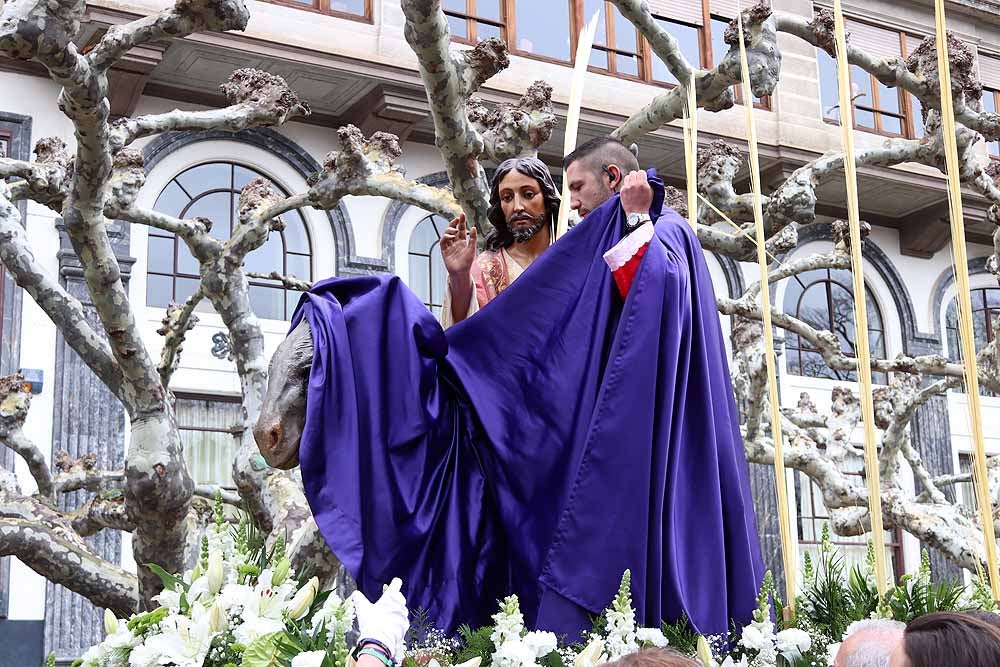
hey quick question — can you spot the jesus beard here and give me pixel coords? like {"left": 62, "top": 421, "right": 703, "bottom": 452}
{"left": 509, "top": 213, "right": 546, "bottom": 243}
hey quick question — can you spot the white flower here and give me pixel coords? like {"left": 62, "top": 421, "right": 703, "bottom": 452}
{"left": 311, "top": 592, "right": 356, "bottom": 633}
{"left": 739, "top": 620, "right": 775, "bottom": 652}
{"left": 493, "top": 640, "right": 539, "bottom": 667}
{"left": 292, "top": 650, "right": 328, "bottom": 667}
{"left": 775, "top": 628, "right": 811, "bottom": 656}
{"left": 143, "top": 614, "right": 214, "bottom": 667}
{"left": 206, "top": 550, "right": 225, "bottom": 596}
{"left": 128, "top": 643, "right": 162, "bottom": 667}
{"left": 104, "top": 608, "right": 119, "bottom": 635}
{"left": 522, "top": 631, "right": 558, "bottom": 657}
{"left": 636, "top": 628, "right": 669, "bottom": 648}
{"left": 152, "top": 586, "right": 182, "bottom": 612}
{"left": 719, "top": 657, "right": 749, "bottom": 667}
{"left": 574, "top": 638, "right": 606, "bottom": 667}
{"left": 826, "top": 642, "right": 842, "bottom": 666}
{"left": 286, "top": 576, "right": 320, "bottom": 620}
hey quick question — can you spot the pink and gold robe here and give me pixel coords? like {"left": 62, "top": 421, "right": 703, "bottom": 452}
{"left": 441, "top": 249, "right": 526, "bottom": 328}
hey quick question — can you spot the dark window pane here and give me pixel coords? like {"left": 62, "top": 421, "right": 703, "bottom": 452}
{"left": 148, "top": 235, "right": 175, "bottom": 274}
{"left": 409, "top": 216, "right": 441, "bottom": 254}
{"left": 176, "top": 277, "right": 200, "bottom": 304}
{"left": 477, "top": 0, "right": 500, "bottom": 22}
{"left": 617, "top": 53, "right": 639, "bottom": 76}
{"left": 249, "top": 285, "right": 284, "bottom": 320}
{"left": 329, "top": 0, "right": 366, "bottom": 15}
{"left": 584, "top": 0, "right": 607, "bottom": 45}
{"left": 234, "top": 165, "right": 262, "bottom": 191}
{"left": 448, "top": 15, "right": 468, "bottom": 39}
{"left": 881, "top": 114, "right": 902, "bottom": 135}
{"left": 878, "top": 83, "right": 900, "bottom": 113}
{"left": 910, "top": 95, "right": 925, "bottom": 138}
{"left": 855, "top": 107, "right": 876, "bottom": 129}
{"left": 614, "top": 7, "right": 637, "bottom": 53}
{"left": 286, "top": 293, "right": 303, "bottom": 321}
{"left": 185, "top": 192, "right": 232, "bottom": 237}
{"left": 244, "top": 233, "right": 285, "bottom": 275}
{"left": 652, "top": 19, "right": 699, "bottom": 84}
{"left": 287, "top": 253, "right": 311, "bottom": 280}
{"left": 590, "top": 48, "right": 610, "bottom": 70}
{"left": 817, "top": 48, "right": 841, "bottom": 121}
{"left": 177, "top": 163, "right": 231, "bottom": 195}
{"left": 515, "top": 1, "right": 571, "bottom": 61}
{"left": 177, "top": 241, "right": 199, "bottom": 276}
{"left": 430, "top": 243, "right": 447, "bottom": 305}
{"left": 409, "top": 254, "right": 431, "bottom": 303}
{"left": 154, "top": 181, "right": 191, "bottom": 219}
{"left": 283, "top": 216, "right": 310, "bottom": 254}
{"left": 147, "top": 273, "right": 174, "bottom": 307}
{"left": 479, "top": 22, "right": 501, "bottom": 40}
{"left": 797, "top": 283, "right": 831, "bottom": 332}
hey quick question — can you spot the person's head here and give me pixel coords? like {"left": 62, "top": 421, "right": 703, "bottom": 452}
{"left": 563, "top": 136, "right": 641, "bottom": 218}
{"left": 890, "top": 611, "right": 1000, "bottom": 667}
{"left": 485, "top": 156, "right": 560, "bottom": 251}
{"left": 601, "top": 648, "right": 699, "bottom": 667}
{"left": 834, "top": 619, "right": 905, "bottom": 667}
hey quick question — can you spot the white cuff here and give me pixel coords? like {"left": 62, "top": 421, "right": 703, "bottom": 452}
{"left": 602, "top": 220, "right": 654, "bottom": 272}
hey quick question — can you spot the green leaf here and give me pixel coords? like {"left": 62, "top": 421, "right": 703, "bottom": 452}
{"left": 242, "top": 631, "right": 291, "bottom": 667}
{"left": 146, "top": 563, "right": 189, "bottom": 593}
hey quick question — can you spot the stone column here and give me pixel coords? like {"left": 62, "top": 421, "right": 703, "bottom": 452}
{"left": 906, "top": 333, "right": 963, "bottom": 582}
{"left": 43, "top": 219, "right": 134, "bottom": 664}
{"left": 0, "top": 112, "right": 30, "bottom": 619}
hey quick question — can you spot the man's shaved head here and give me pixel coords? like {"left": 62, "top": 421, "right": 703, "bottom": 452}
{"left": 563, "top": 137, "right": 641, "bottom": 218}
{"left": 563, "top": 136, "right": 640, "bottom": 176}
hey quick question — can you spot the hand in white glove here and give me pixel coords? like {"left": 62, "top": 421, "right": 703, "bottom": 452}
{"left": 350, "top": 577, "right": 410, "bottom": 662}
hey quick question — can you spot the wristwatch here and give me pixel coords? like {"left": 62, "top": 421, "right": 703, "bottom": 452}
{"left": 625, "top": 212, "right": 651, "bottom": 231}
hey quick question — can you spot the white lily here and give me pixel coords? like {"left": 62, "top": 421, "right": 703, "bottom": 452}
{"left": 143, "top": 614, "right": 214, "bottom": 667}
{"left": 292, "top": 650, "right": 328, "bottom": 667}
{"left": 103, "top": 608, "right": 119, "bottom": 635}
{"left": 206, "top": 550, "right": 225, "bottom": 596}
{"left": 574, "top": 638, "right": 606, "bottom": 667}
{"left": 286, "top": 576, "right": 320, "bottom": 620}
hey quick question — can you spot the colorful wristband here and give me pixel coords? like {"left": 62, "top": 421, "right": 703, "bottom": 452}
{"left": 358, "top": 648, "right": 394, "bottom": 667}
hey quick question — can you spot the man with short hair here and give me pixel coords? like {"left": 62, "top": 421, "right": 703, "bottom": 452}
{"left": 835, "top": 619, "right": 906, "bottom": 667}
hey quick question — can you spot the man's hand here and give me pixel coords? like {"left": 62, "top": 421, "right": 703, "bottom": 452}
{"left": 350, "top": 577, "right": 410, "bottom": 661}
{"left": 619, "top": 171, "right": 654, "bottom": 215}
{"left": 440, "top": 213, "right": 477, "bottom": 277}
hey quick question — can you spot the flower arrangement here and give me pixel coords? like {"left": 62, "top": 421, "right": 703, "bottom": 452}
{"left": 65, "top": 505, "right": 998, "bottom": 667}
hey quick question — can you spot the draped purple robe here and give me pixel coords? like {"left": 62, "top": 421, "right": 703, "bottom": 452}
{"left": 294, "top": 172, "right": 764, "bottom": 639}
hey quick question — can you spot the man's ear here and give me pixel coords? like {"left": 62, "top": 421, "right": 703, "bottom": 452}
{"left": 607, "top": 165, "right": 622, "bottom": 191}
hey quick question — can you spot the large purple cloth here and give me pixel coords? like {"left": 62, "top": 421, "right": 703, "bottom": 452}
{"left": 294, "top": 172, "right": 764, "bottom": 639}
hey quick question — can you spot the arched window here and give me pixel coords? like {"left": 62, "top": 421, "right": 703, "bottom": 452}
{"left": 783, "top": 267, "right": 888, "bottom": 385}
{"left": 146, "top": 162, "right": 312, "bottom": 320}
{"left": 407, "top": 214, "right": 450, "bottom": 317}
{"left": 945, "top": 288, "right": 1000, "bottom": 395}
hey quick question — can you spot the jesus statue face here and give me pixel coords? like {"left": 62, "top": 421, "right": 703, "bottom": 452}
{"left": 498, "top": 169, "right": 548, "bottom": 243}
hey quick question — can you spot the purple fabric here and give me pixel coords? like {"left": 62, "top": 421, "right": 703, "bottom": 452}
{"left": 295, "top": 171, "right": 764, "bottom": 639}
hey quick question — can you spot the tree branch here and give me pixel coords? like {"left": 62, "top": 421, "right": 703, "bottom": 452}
{"left": 402, "top": 1, "right": 507, "bottom": 229}
{"left": 156, "top": 291, "right": 204, "bottom": 389}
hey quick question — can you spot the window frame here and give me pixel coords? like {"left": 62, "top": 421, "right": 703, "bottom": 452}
{"left": 259, "top": 0, "right": 372, "bottom": 23}
{"left": 459, "top": 2, "right": 771, "bottom": 110}
{"left": 444, "top": 0, "right": 507, "bottom": 46}
{"left": 784, "top": 268, "right": 889, "bottom": 385}
{"left": 982, "top": 88, "right": 1000, "bottom": 160}
{"left": 146, "top": 161, "right": 313, "bottom": 321}
{"left": 820, "top": 23, "right": 920, "bottom": 139}
{"left": 407, "top": 213, "right": 451, "bottom": 316}
{"left": 794, "top": 467, "right": 906, "bottom": 581}
{"left": 0, "top": 129, "right": 10, "bottom": 159}
{"left": 173, "top": 392, "right": 243, "bottom": 490}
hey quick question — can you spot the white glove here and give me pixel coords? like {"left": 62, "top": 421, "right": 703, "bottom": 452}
{"left": 350, "top": 577, "right": 410, "bottom": 662}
